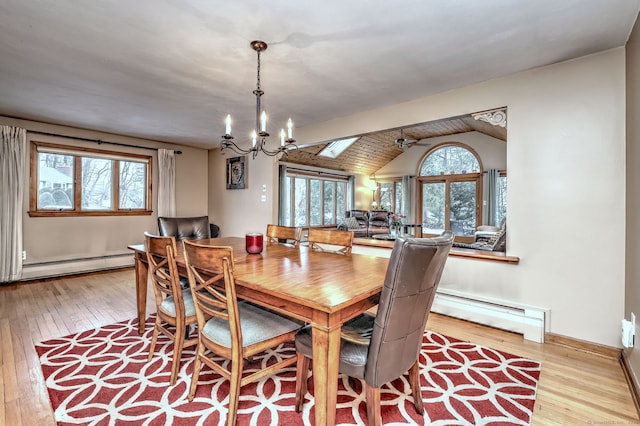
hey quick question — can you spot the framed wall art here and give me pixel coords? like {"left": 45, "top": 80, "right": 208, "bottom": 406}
{"left": 226, "top": 156, "right": 247, "bottom": 189}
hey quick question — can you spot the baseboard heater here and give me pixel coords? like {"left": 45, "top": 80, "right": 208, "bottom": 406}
{"left": 21, "top": 253, "right": 134, "bottom": 281}
{"left": 431, "top": 290, "right": 548, "bottom": 343}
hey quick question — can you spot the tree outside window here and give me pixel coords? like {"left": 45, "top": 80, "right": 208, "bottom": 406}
{"left": 30, "top": 141, "right": 151, "bottom": 216}
{"left": 418, "top": 143, "right": 482, "bottom": 242}
{"left": 283, "top": 173, "right": 349, "bottom": 227}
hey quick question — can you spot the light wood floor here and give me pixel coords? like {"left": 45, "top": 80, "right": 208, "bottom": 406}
{"left": 1, "top": 268, "right": 638, "bottom": 425}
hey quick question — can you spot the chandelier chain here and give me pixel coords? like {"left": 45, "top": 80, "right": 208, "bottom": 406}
{"left": 256, "top": 50, "right": 261, "bottom": 92}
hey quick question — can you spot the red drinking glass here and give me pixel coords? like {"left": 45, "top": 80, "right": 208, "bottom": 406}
{"left": 245, "top": 233, "right": 264, "bottom": 254}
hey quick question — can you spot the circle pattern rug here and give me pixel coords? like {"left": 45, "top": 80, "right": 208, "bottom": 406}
{"left": 36, "top": 316, "right": 541, "bottom": 425}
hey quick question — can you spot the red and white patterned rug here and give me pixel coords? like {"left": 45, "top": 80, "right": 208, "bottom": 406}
{"left": 36, "top": 316, "right": 541, "bottom": 425}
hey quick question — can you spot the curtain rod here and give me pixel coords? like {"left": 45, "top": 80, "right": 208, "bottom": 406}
{"left": 28, "top": 130, "right": 182, "bottom": 154}
{"left": 284, "top": 166, "right": 350, "bottom": 179}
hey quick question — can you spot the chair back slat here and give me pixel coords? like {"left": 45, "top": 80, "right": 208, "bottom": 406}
{"left": 266, "top": 224, "right": 302, "bottom": 247}
{"left": 144, "top": 232, "right": 185, "bottom": 314}
{"left": 183, "top": 241, "right": 243, "bottom": 349}
{"left": 187, "top": 267, "right": 230, "bottom": 321}
{"left": 308, "top": 228, "right": 353, "bottom": 255}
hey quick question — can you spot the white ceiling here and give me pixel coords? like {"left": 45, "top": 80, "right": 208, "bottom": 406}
{"left": 0, "top": 0, "right": 638, "bottom": 149}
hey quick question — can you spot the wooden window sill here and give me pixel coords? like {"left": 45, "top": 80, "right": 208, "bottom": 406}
{"left": 28, "top": 210, "right": 153, "bottom": 217}
{"left": 353, "top": 237, "right": 519, "bottom": 264}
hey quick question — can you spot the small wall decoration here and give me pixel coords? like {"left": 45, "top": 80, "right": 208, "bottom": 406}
{"left": 226, "top": 156, "right": 247, "bottom": 189}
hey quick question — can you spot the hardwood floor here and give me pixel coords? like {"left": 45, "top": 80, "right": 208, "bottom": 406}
{"left": 0, "top": 268, "right": 637, "bottom": 425}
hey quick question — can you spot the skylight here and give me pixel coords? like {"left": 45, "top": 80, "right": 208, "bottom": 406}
{"left": 318, "top": 137, "right": 359, "bottom": 158}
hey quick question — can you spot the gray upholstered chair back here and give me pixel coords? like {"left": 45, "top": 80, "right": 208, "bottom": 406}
{"left": 157, "top": 216, "right": 211, "bottom": 241}
{"left": 364, "top": 231, "right": 454, "bottom": 387}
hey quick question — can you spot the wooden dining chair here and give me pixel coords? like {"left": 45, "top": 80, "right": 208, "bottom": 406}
{"left": 182, "top": 240, "right": 301, "bottom": 426}
{"left": 294, "top": 231, "right": 455, "bottom": 426}
{"left": 266, "top": 224, "right": 302, "bottom": 247}
{"left": 307, "top": 228, "right": 354, "bottom": 255}
{"left": 144, "top": 232, "right": 199, "bottom": 386}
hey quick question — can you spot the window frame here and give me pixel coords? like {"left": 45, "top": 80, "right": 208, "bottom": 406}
{"left": 29, "top": 141, "right": 153, "bottom": 217}
{"left": 375, "top": 178, "right": 403, "bottom": 212}
{"left": 282, "top": 168, "right": 351, "bottom": 228}
{"left": 417, "top": 142, "right": 483, "bottom": 242}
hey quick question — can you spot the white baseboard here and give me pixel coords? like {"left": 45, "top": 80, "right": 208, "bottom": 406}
{"left": 21, "top": 253, "right": 134, "bottom": 280}
{"left": 432, "top": 290, "right": 548, "bottom": 343}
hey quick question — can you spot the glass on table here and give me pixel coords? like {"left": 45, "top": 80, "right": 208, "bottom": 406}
{"left": 245, "top": 233, "right": 264, "bottom": 254}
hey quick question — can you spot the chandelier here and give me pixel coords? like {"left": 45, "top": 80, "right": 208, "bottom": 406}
{"left": 220, "top": 40, "right": 297, "bottom": 159}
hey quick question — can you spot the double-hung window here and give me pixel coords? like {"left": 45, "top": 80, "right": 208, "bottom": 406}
{"left": 29, "top": 141, "right": 152, "bottom": 216}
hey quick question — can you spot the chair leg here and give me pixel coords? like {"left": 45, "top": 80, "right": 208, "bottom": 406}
{"left": 295, "top": 353, "right": 310, "bottom": 412}
{"left": 147, "top": 318, "right": 161, "bottom": 361}
{"left": 170, "top": 321, "right": 186, "bottom": 386}
{"left": 365, "top": 384, "right": 382, "bottom": 426}
{"left": 408, "top": 361, "right": 424, "bottom": 414}
{"left": 188, "top": 345, "right": 204, "bottom": 401}
{"left": 227, "top": 355, "right": 244, "bottom": 426}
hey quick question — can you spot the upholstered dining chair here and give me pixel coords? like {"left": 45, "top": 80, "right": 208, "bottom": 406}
{"left": 182, "top": 240, "right": 301, "bottom": 426}
{"left": 158, "top": 216, "right": 212, "bottom": 288}
{"left": 158, "top": 216, "right": 211, "bottom": 241}
{"left": 307, "top": 228, "right": 354, "bottom": 255}
{"left": 144, "top": 232, "right": 199, "bottom": 386}
{"left": 294, "top": 231, "right": 455, "bottom": 426}
{"left": 266, "top": 224, "right": 302, "bottom": 247}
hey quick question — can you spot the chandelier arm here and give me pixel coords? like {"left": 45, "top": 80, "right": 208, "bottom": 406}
{"left": 220, "top": 139, "right": 256, "bottom": 156}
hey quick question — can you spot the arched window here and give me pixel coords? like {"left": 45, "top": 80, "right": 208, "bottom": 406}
{"left": 418, "top": 143, "right": 482, "bottom": 241}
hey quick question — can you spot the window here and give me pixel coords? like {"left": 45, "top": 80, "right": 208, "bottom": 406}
{"left": 29, "top": 141, "right": 152, "bottom": 216}
{"left": 418, "top": 143, "right": 482, "bottom": 242}
{"left": 495, "top": 172, "right": 507, "bottom": 226}
{"left": 281, "top": 169, "right": 349, "bottom": 227}
{"left": 376, "top": 179, "right": 403, "bottom": 212}
{"left": 318, "top": 137, "right": 359, "bottom": 158}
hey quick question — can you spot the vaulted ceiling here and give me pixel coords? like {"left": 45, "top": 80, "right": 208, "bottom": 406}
{"left": 285, "top": 113, "right": 508, "bottom": 176}
{"left": 0, "top": 1, "right": 637, "bottom": 153}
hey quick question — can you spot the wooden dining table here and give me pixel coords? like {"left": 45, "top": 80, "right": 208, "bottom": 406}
{"left": 127, "top": 236, "right": 388, "bottom": 426}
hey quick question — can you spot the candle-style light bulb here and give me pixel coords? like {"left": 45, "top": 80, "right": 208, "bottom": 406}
{"left": 251, "top": 130, "right": 257, "bottom": 148}
{"left": 260, "top": 111, "right": 267, "bottom": 132}
{"left": 280, "top": 129, "right": 285, "bottom": 146}
{"left": 225, "top": 114, "right": 232, "bottom": 135}
{"left": 287, "top": 118, "right": 293, "bottom": 139}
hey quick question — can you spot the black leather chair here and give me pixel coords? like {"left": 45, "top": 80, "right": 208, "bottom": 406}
{"left": 157, "top": 216, "right": 213, "bottom": 289}
{"left": 367, "top": 210, "right": 391, "bottom": 236}
{"left": 294, "top": 231, "right": 455, "bottom": 425}
{"left": 157, "top": 216, "right": 211, "bottom": 241}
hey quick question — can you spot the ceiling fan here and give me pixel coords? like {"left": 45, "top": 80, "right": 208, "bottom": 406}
{"left": 394, "top": 128, "right": 430, "bottom": 151}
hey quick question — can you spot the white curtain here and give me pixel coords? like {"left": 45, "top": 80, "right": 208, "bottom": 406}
{"left": 401, "top": 175, "right": 415, "bottom": 223}
{"left": 486, "top": 169, "right": 499, "bottom": 226}
{"left": 1, "top": 126, "right": 27, "bottom": 282}
{"left": 157, "top": 149, "right": 176, "bottom": 217}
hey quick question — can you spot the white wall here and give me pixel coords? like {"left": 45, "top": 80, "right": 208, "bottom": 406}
{"left": 208, "top": 150, "right": 279, "bottom": 238}
{"left": 0, "top": 116, "right": 209, "bottom": 277}
{"left": 212, "top": 48, "right": 625, "bottom": 346}
{"left": 625, "top": 11, "right": 640, "bottom": 386}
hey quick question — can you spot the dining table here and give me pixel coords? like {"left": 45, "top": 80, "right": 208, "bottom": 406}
{"left": 127, "top": 236, "right": 388, "bottom": 426}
